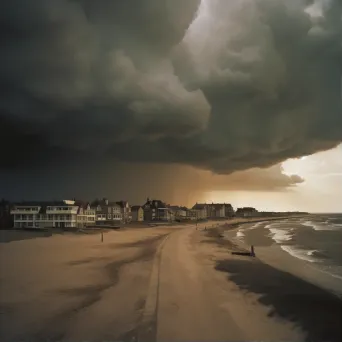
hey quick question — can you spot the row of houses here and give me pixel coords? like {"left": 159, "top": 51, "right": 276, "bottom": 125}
{"left": 10, "top": 198, "right": 131, "bottom": 229}
{"left": 4, "top": 197, "right": 274, "bottom": 230}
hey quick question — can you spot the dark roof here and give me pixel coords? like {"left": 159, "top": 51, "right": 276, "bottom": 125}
{"left": 192, "top": 203, "right": 207, "bottom": 210}
{"left": 74, "top": 200, "right": 91, "bottom": 209}
{"left": 131, "top": 205, "right": 142, "bottom": 211}
{"left": 212, "top": 204, "right": 225, "bottom": 209}
{"left": 143, "top": 199, "right": 167, "bottom": 209}
{"left": 13, "top": 201, "right": 69, "bottom": 207}
{"left": 236, "top": 207, "right": 258, "bottom": 212}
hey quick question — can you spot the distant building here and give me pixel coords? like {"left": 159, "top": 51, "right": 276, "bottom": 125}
{"left": 192, "top": 202, "right": 234, "bottom": 219}
{"left": 76, "top": 201, "right": 96, "bottom": 228}
{"left": 186, "top": 209, "right": 199, "bottom": 220}
{"left": 236, "top": 207, "right": 258, "bottom": 217}
{"left": 116, "top": 201, "right": 131, "bottom": 223}
{"left": 224, "top": 203, "right": 235, "bottom": 217}
{"left": 92, "top": 198, "right": 122, "bottom": 225}
{"left": 11, "top": 200, "right": 79, "bottom": 229}
{"left": 0, "top": 199, "right": 12, "bottom": 229}
{"left": 131, "top": 206, "right": 144, "bottom": 222}
{"left": 191, "top": 203, "right": 208, "bottom": 220}
{"left": 142, "top": 198, "right": 173, "bottom": 222}
{"left": 170, "top": 206, "right": 187, "bottom": 221}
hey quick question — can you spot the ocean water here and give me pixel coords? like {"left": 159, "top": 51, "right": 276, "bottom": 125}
{"left": 227, "top": 214, "right": 342, "bottom": 295}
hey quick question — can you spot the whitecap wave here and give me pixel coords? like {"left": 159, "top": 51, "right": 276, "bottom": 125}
{"left": 281, "top": 245, "right": 317, "bottom": 263}
{"left": 301, "top": 220, "right": 339, "bottom": 231}
{"left": 236, "top": 230, "right": 245, "bottom": 239}
{"left": 268, "top": 228, "right": 293, "bottom": 243}
{"left": 248, "top": 221, "right": 265, "bottom": 230}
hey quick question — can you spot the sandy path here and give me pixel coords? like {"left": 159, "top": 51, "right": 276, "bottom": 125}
{"left": 0, "top": 228, "right": 173, "bottom": 341}
{"left": 156, "top": 226, "right": 306, "bottom": 341}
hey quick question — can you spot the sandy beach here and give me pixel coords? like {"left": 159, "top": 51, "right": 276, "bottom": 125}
{"left": 195, "top": 225, "right": 342, "bottom": 342}
{"left": 1, "top": 221, "right": 341, "bottom": 341}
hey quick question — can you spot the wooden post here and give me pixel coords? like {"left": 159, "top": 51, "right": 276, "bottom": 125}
{"left": 251, "top": 245, "right": 255, "bottom": 256}
{"left": 101, "top": 232, "right": 103, "bottom": 243}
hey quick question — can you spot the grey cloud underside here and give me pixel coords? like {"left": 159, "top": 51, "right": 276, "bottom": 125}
{"left": 0, "top": 0, "right": 341, "bottom": 173}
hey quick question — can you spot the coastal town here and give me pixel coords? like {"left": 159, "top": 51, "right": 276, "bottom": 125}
{"left": 0, "top": 197, "right": 307, "bottom": 230}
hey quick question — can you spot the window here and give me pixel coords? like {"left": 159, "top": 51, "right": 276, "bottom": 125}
{"left": 108, "top": 214, "right": 111, "bottom": 219}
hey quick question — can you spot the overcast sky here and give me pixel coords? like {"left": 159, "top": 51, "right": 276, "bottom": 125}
{"left": 0, "top": 0, "right": 341, "bottom": 212}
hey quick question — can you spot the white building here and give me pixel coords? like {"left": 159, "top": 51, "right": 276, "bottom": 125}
{"left": 11, "top": 200, "right": 79, "bottom": 229}
{"left": 76, "top": 202, "right": 96, "bottom": 228}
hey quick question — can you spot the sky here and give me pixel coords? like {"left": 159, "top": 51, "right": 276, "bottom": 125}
{"left": 0, "top": 0, "right": 341, "bottom": 212}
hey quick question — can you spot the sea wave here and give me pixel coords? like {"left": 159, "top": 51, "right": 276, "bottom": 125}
{"left": 319, "top": 266, "right": 342, "bottom": 281}
{"left": 307, "top": 250, "right": 319, "bottom": 256}
{"left": 236, "top": 230, "right": 245, "bottom": 239}
{"left": 281, "top": 245, "right": 318, "bottom": 263}
{"left": 247, "top": 221, "right": 265, "bottom": 230}
{"left": 268, "top": 228, "right": 293, "bottom": 243}
{"left": 301, "top": 220, "right": 340, "bottom": 231}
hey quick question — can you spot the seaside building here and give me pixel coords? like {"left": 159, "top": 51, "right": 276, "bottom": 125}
{"left": 76, "top": 202, "right": 96, "bottom": 228}
{"left": 131, "top": 206, "right": 144, "bottom": 222}
{"left": 92, "top": 198, "right": 122, "bottom": 225}
{"left": 116, "top": 201, "right": 131, "bottom": 223}
{"left": 224, "top": 203, "right": 235, "bottom": 217}
{"left": 11, "top": 200, "right": 79, "bottom": 229}
{"left": 236, "top": 207, "right": 258, "bottom": 217}
{"left": 191, "top": 203, "right": 208, "bottom": 220}
{"left": 191, "top": 202, "right": 234, "bottom": 219}
{"left": 142, "top": 198, "right": 173, "bottom": 222}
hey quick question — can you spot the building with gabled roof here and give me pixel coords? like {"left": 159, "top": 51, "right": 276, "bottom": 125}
{"left": 142, "top": 198, "right": 173, "bottom": 222}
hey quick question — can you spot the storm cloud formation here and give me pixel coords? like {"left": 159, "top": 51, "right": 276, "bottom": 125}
{"left": 1, "top": 0, "right": 341, "bottom": 174}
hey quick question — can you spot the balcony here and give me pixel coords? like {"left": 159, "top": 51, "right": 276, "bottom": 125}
{"left": 46, "top": 208, "right": 78, "bottom": 214}
{"left": 11, "top": 208, "right": 40, "bottom": 215}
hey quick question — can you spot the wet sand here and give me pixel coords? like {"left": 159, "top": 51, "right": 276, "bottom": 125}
{"left": 199, "top": 227, "right": 342, "bottom": 342}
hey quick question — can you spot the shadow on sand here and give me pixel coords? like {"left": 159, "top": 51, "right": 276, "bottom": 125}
{"left": 215, "top": 258, "right": 342, "bottom": 342}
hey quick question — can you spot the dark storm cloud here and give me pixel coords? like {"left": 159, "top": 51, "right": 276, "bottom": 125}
{"left": 0, "top": 160, "right": 304, "bottom": 206}
{"left": 0, "top": 0, "right": 341, "bottom": 174}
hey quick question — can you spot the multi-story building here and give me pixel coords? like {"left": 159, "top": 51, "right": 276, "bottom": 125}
{"left": 92, "top": 198, "right": 122, "bottom": 225}
{"left": 116, "top": 201, "right": 131, "bottom": 223}
{"left": 236, "top": 207, "right": 258, "bottom": 217}
{"left": 192, "top": 202, "right": 235, "bottom": 219}
{"left": 76, "top": 202, "right": 96, "bottom": 228}
{"left": 142, "top": 198, "right": 173, "bottom": 222}
{"left": 191, "top": 203, "right": 208, "bottom": 220}
{"left": 131, "top": 206, "right": 144, "bottom": 222}
{"left": 11, "top": 200, "right": 79, "bottom": 229}
{"left": 224, "top": 203, "right": 235, "bottom": 217}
